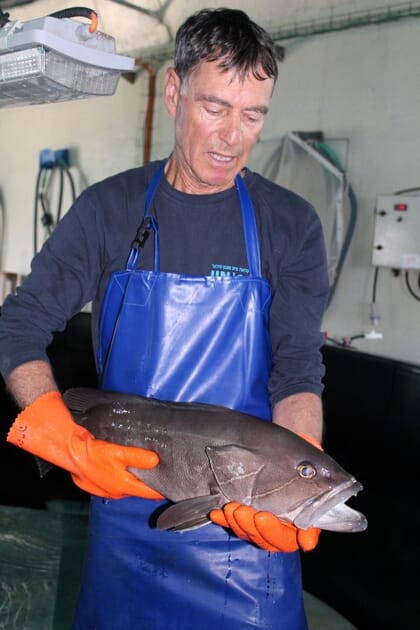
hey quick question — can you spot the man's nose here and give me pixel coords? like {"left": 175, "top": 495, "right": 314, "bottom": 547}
{"left": 219, "top": 113, "right": 242, "bottom": 145}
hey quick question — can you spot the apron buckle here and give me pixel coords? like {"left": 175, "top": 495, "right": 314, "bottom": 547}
{"left": 131, "top": 216, "right": 153, "bottom": 250}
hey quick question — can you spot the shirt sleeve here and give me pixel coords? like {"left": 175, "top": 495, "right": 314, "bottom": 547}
{"left": 0, "top": 162, "right": 159, "bottom": 381}
{"left": 0, "top": 189, "right": 103, "bottom": 380}
{"left": 256, "top": 181, "right": 330, "bottom": 406}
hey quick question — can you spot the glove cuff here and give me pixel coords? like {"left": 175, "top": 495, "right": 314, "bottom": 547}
{"left": 7, "top": 390, "right": 79, "bottom": 463}
{"left": 298, "top": 432, "right": 323, "bottom": 451}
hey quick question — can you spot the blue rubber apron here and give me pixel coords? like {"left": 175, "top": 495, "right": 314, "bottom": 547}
{"left": 72, "top": 162, "right": 308, "bottom": 630}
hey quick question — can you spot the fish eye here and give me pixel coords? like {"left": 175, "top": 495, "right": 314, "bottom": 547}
{"left": 297, "top": 461, "right": 317, "bottom": 479}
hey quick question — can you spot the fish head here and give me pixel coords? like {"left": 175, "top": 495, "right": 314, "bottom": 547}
{"left": 206, "top": 436, "right": 367, "bottom": 533}
{"left": 265, "top": 442, "right": 367, "bottom": 532}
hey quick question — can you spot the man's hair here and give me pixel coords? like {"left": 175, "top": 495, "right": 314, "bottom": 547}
{"left": 174, "top": 8, "right": 278, "bottom": 85}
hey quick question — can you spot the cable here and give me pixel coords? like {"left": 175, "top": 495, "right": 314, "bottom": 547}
{"left": 310, "top": 141, "right": 358, "bottom": 308}
{"left": 405, "top": 270, "right": 420, "bottom": 301}
{"left": 393, "top": 186, "right": 420, "bottom": 195}
{"left": 372, "top": 266, "right": 379, "bottom": 303}
{"left": 62, "top": 164, "right": 76, "bottom": 203}
{"left": 348, "top": 334, "right": 365, "bottom": 343}
{"left": 34, "top": 168, "right": 54, "bottom": 254}
{"left": 33, "top": 167, "right": 43, "bottom": 256}
{"left": 56, "top": 166, "right": 64, "bottom": 224}
{"left": 48, "top": 7, "right": 98, "bottom": 36}
{"left": 0, "top": 8, "right": 10, "bottom": 27}
{"left": 323, "top": 332, "right": 364, "bottom": 348}
{"left": 33, "top": 159, "right": 77, "bottom": 255}
{"left": 367, "top": 265, "right": 382, "bottom": 329}
{"left": 39, "top": 191, "right": 53, "bottom": 235}
{"left": 327, "top": 183, "right": 358, "bottom": 307}
{"left": 323, "top": 265, "right": 384, "bottom": 347}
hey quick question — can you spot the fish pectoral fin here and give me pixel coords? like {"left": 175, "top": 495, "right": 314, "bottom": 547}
{"left": 156, "top": 495, "right": 224, "bottom": 531}
{"left": 205, "top": 444, "right": 263, "bottom": 499}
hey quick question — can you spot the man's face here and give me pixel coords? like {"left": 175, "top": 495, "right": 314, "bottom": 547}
{"left": 164, "top": 60, "right": 274, "bottom": 194}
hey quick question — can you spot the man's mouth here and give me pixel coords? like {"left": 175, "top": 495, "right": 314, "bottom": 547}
{"left": 209, "top": 152, "right": 235, "bottom": 163}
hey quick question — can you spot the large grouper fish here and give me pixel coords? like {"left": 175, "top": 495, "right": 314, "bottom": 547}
{"left": 46, "top": 388, "right": 367, "bottom": 533}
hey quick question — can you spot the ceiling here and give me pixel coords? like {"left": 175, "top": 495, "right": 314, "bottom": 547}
{"left": 0, "top": 0, "right": 178, "bottom": 60}
{"left": 2, "top": 1, "right": 417, "bottom": 67}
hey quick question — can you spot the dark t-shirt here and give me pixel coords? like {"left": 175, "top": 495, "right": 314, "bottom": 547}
{"left": 0, "top": 160, "right": 329, "bottom": 407}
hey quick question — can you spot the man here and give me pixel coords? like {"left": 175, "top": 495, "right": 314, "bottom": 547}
{"left": 0, "top": 8, "right": 329, "bottom": 629}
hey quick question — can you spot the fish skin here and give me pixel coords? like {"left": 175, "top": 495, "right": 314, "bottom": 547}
{"left": 55, "top": 387, "right": 367, "bottom": 533}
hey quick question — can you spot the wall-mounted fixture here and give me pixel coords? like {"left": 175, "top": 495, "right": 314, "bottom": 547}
{"left": 372, "top": 194, "right": 420, "bottom": 270}
{"left": 0, "top": 7, "right": 134, "bottom": 107}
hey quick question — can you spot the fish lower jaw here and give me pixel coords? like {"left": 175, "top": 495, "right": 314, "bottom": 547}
{"left": 290, "top": 479, "right": 367, "bottom": 533}
{"left": 311, "top": 502, "right": 367, "bottom": 532}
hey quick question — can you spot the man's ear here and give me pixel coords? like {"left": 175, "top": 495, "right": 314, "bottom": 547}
{"left": 164, "top": 67, "right": 181, "bottom": 117}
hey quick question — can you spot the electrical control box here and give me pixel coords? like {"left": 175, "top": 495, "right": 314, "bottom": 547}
{"left": 372, "top": 195, "right": 420, "bottom": 269}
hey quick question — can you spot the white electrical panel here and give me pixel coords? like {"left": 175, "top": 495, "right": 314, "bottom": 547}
{"left": 372, "top": 195, "right": 420, "bottom": 269}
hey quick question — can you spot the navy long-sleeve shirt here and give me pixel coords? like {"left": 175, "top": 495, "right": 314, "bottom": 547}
{"left": 0, "top": 160, "right": 329, "bottom": 407}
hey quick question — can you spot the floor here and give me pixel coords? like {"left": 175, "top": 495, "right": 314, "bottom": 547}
{"left": 304, "top": 592, "right": 356, "bottom": 630}
{"left": 0, "top": 502, "right": 357, "bottom": 629}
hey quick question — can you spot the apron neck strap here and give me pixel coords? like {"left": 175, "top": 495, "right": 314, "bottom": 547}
{"left": 126, "top": 162, "right": 261, "bottom": 276}
{"left": 144, "top": 161, "right": 166, "bottom": 219}
{"left": 234, "top": 172, "right": 261, "bottom": 277}
{"left": 126, "top": 163, "right": 165, "bottom": 271}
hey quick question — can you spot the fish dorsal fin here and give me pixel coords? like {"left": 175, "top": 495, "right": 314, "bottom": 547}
{"left": 205, "top": 444, "right": 263, "bottom": 502}
{"left": 63, "top": 387, "right": 141, "bottom": 412}
{"left": 156, "top": 495, "right": 224, "bottom": 531}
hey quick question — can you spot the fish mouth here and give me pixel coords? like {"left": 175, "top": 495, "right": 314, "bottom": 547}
{"left": 291, "top": 478, "right": 367, "bottom": 533}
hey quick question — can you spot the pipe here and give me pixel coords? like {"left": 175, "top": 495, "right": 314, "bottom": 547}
{"left": 270, "top": 1, "right": 420, "bottom": 41}
{"left": 135, "top": 59, "right": 156, "bottom": 165}
{"left": 130, "top": 2, "right": 420, "bottom": 65}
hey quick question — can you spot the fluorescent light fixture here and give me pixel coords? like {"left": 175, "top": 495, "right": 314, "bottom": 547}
{"left": 0, "top": 15, "right": 135, "bottom": 107}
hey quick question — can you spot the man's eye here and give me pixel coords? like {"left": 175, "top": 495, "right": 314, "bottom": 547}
{"left": 205, "top": 107, "right": 222, "bottom": 115}
{"left": 245, "top": 114, "right": 261, "bottom": 124}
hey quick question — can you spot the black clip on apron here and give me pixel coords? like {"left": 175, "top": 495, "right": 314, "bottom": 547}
{"left": 73, "top": 161, "right": 308, "bottom": 630}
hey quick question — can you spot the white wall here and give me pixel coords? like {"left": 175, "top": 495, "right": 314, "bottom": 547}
{"left": 265, "top": 17, "right": 420, "bottom": 365}
{"left": 0, "top": 73, "right": 150, "bottom": 264}
{"left": 1, "top": 1, "right": 420, "bottom": 365}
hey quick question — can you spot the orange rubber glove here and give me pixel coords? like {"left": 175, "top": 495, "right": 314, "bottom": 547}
{"left": 209, "top": 433, "right": 322, "bottom": 552}
{"left": 7, "top": 391, "right": 164, "bottom": 500}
